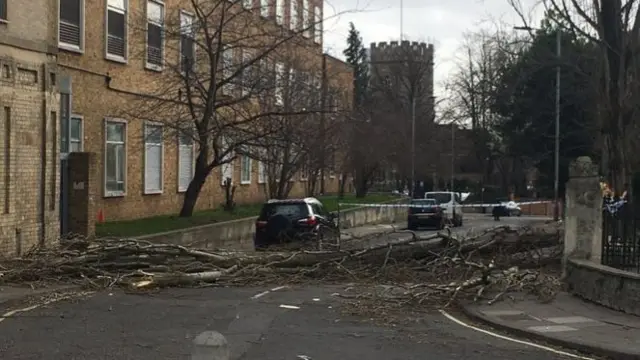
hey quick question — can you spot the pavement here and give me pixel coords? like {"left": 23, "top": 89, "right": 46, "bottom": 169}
{"left": 0, "top": 285, "right": 589, "bottom": 360}
{"left": 462, "top": 292, "right": 640, "bottom": 359}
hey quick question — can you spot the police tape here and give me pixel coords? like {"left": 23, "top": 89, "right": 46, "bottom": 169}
{"left": 337, "top": 200, "right": 553, "bottom": 208}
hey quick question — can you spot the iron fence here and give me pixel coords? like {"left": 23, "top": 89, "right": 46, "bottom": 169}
{"left": 601, "top": 199, "right": 640, "bottom": 271}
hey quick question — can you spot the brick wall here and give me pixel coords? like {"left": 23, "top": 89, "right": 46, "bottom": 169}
{"left": 57, "top": 0, "right": 343, "bottom": 222}
{"left": 0, "top": 0, "right": 60, "bottom": 256}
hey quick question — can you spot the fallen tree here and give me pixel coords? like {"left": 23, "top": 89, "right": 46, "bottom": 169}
{"left": 0, "top": 222, "right": 563, "bottom": 306}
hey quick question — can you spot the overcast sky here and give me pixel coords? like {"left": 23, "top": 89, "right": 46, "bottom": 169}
{"left": 322, "top": 0, "right": 543, "bottom": 98}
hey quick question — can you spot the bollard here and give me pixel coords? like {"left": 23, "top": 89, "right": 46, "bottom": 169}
{"left": 191, "top": 331, "right": 230, "bottom": 360}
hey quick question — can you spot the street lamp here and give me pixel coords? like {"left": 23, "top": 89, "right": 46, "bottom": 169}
{"left": 514, "top": 26, "right": 561, "bottom": 221}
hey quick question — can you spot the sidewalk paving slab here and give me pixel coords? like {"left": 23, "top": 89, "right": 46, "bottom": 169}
{"left": 461, "top": 292, "right": 640, "bottom": 359}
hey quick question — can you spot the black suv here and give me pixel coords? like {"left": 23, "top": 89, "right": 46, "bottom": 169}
{"left": 407, "top": 198, "right": 445, "bottom": 230}
{"left": 254, "top": 198, "right": 338, "bottom": 250}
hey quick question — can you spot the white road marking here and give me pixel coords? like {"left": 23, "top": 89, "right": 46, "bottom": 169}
{"left": 0, "top": 291, "right": 94, "bottom": 324}
{"left": 279, "top": 304, "right": 300, "bottom": 309}
{"left": 250, "top": 286, "right": 289, "bottom": 300}
{"left": 439, "top": 309, "right": 596, "bottom": 360}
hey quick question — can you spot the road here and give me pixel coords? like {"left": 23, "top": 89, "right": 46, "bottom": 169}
{"left": 0, "top": 285, "right": 586, "bottom": 360}
{"left": 344, "top": 214, "right": 552, "bottom": 250}
{"left": 0, "top": 216, "right": 581, "bottom": 360}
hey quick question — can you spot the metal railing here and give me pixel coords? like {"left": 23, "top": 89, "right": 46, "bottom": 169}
{"left": 601, "top": 199, "right": 640, "bottom": 271}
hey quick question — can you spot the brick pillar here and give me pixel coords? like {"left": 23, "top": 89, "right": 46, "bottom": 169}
{"left": 67, "top": 152, "right": 97, "bottom": 238}
{"left": 563, "top": 156, "right": 602, "bottom": 270}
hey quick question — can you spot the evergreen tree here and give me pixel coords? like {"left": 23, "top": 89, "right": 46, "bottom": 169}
{"left": 343, "top": 22, "right": 369, "bottom": 106}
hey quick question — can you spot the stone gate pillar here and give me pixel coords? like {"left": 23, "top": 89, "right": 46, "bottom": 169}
{"left": 563, "top": 156, "right": 602, "bottom": 270}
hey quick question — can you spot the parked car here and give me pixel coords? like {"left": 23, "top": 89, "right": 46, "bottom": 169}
{"left": 407, "top": 198, "right": 445, "bottom": 230}
{"left": 253, "top": 198, "right": 338, "bottom": 250}
{"left": 424, "top": 191, "right": 464, "bottom": 227}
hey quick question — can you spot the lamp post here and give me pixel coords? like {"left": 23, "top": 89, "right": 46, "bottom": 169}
{"left": 514, "top": 26, "right": 561, "bottom": 221}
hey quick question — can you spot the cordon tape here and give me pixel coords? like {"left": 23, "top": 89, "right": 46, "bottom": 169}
{"left": 337, "top": 200, "right": 552, "bottom": 209}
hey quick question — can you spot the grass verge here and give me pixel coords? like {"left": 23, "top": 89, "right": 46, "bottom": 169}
{"left": 95, "top": 193, "right": 399, "bottom": 238}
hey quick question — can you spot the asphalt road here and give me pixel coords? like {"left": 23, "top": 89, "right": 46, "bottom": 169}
{"left": 0, "top": 285, "right": 583, "bottom": 360}
{"left": 346, "top": 214, "right": 552, "bottom": 250}
{"left": 0, "top": 216, "right": 572, "bottom": 360}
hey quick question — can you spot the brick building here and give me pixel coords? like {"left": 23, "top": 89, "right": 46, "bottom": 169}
{"left": 0, "top": 0, "right": 60, "bottom": 255}
{"left": 55, "top": 0, "right": 350, "bottom": 227}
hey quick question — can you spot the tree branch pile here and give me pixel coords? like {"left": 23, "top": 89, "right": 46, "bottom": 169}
{"left": 0, "top": 222, "right": 563, "bottom": 306}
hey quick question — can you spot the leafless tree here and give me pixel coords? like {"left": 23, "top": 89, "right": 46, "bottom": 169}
{"left": 509, "top": 0, "right": 640, "bottom": 190}
{"left": 443, "top": 28, "right": 525, "bottom": 187}
{"left": 123, "top": 0, "right": 352, "bottom": 216}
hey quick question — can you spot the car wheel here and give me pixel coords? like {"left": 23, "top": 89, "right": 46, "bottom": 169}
{"left": 437, "top": 218, "right": 445, "bottom": 230}
{"left": 407, "top": 222, "right": 417, "bottom": 231}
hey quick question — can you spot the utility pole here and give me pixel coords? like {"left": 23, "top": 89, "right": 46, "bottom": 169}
{"left": 514, "top": 26, "right": 561, "bottom": 221}
{"left": 553, "top": 29, "right": 561, "bottom": 221}
{"left": 400, "top": 0, "right": 403, "bottom": 41}
{"left": 410, "top": 96, "right": 415, "bottom": 198}
{"left": 320, "top": 55, "right": 327, "bottom": 194}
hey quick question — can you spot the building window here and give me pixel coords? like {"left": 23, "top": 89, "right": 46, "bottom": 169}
{"left": 60, "top": 115, "right": 83, "bottom": 153}
{"left": 275, "top": 0, "right": 283, "bottom": 24}
{"left": 221, "top": 46, "right": 234, "bottom": 95}
{"left": 242, "top": 0, "right": 252, "bottom": 9}
{"left": 260, "top": 0, "right": 269, "bottom": 17}
{"left": 289, "top": 0, "right": 298, "bottom": 31}
{"left": 300, "top": 162, "right": 308, "bottom": 180}
{"left": 106, "top": 0, "right": 127, "bottom": 61}
{"left": 144, "top": 123, "right": 163, "bottom": 194}
{"left": 69, "top": 117, "right": 83, "bottom": 152}
{"left": 258, "top": 160, "right": 266, "bottom": 183}
{"left": 240, "top": 49, "right": 253, "bottom": 97}
{"left": 146, "top": 0, "right": 164, "bottom": 70}
{"left": 220, "top": 136, "right": 233, "bottom": 185}
{"left": 313, "top": 5, "right": 321, "bottom": 44}
{"left": 180, "top": 11, "right": 195, "bottom": 74}
{"left": 302, "top": 0, "right": 310, "bottom": 37}
{"left": 59, "top": 0, "right": 84, "bottom": 50}
{"left": 240, "top": 150, "right": 251, "bottom": 184}
{"left": 178, "top": 132, "right": 194, "bottom": 192}
{"left": 275, "top": 62, "right": 284, "bottom": 106}
{"left": 0, "top": 0, "right": 7, "bottom": 21}
{"left": 104, "top": 119, "right": 126, "bottom": 197}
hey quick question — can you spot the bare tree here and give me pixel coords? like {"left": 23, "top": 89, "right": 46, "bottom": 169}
{"left": 444, "top": 28, "right": 524, "bottom": 188}
{"left": 509, "top": 0, "right": 640, "bottom": 190}
{"left": 124, "top": 0, "right": 348, "bottom": 216}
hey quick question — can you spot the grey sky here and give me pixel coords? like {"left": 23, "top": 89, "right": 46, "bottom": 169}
{"left": 322, "top": 0, "right": 543, "bottom": 98}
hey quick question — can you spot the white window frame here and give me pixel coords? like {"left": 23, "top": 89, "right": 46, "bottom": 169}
{"left": 289, "top": 0, "right": 298, "bottom": 31}
{"left": 104, "top": 118, "right": 127, "bottom": 197}
{"left": 258, "top": 161, "right": 266, "bottom": 183}
{"left": 220, "top": 136, "right": 234, "bottom": 185}
{"left": 302, "top": 0, "right": 310, "bottom": 37}
{"left": 179, "top": 10, "right": 196, "bottom": 75}
{"left": 177, "top": 132, "right": 195, "bottom": 192}
{"left": 313, "top": 5, "right": 321, "bottom": 44}
{"left": 221, "top": 46, "right": 234, "bottom": 95}
{"left": 275, "top": 62, "right": 284, "bottom": 106}
{"left": 242, "top": 0, "right": 252, "bottom": 9}
{"left": 241, "top": 49, "right": 252, "bottom": 97}
{"left": 145, "top": 0, "right": 164, "bottom": 71}
{"left": 275, "top": 0, "right": 284, "bottom": 25}
{"left": 240, "top": 151, "right": 252, "bottom": 185}
{"left": 143, "top": 122, "right": 164, "bottom": 194}
{"left": 58, "top": 0, "right": 85, "bottom": 53}
{"left": 104, "top": 0, "right": 128, "bottom": 63}
{"left": 69, "top": 115, "right": 84, "bottom": 152}
{"left": 260, "top": 0, "right": 269, "bottom": 17}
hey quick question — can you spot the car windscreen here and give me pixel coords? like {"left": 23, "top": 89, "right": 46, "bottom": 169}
{"left": 425, "top": 193, "right": 452, "bottom": 204}
{"left": 259, "top": 203, "right": 309, "bottom": 220}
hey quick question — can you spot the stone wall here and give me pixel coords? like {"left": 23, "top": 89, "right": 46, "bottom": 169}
{"left": 562, "top": 156, "right": 640, "bottom": 316}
